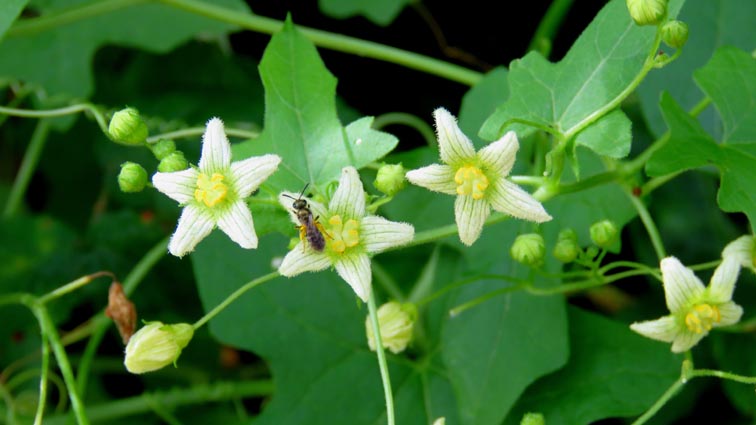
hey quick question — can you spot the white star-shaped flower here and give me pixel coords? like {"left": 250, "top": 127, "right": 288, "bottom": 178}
{"left": 630, "top": 256, "right": 743, "bottom": 353}
{"left": 722, "top": 235, "right": 755, "bottom": 274}
{"left": 405, "top": 108, "right": 551, "bottom": 246}
{"left": 153, "top": 118, "right": 281, "bottom": 257}
{"left": 278, "top": 167, "right": 414, "bottom": 302}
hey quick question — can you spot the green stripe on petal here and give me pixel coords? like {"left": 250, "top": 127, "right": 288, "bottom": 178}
{"left": 329, "top": 167, "right": 366, "bottom": 219}
{"left": 334, "top": 253, "right": 372, "bottom": 302}
{"left": 217, "top": 200, "right": 258, "bottom": 249}
{"left": 361, "top": 216, "right": 414, "bottom": 254}
{"left": 230, "top": 154, "right": 281, "bottom": 198}
{"left": 722, "top": 235, "right": 754, "bottom": 270}
{"left": 168, "top": 204, "right": 215, "bottom": 257}
{"left": 629, "top": 316, "right": 678, "bottom": 343}
{"left": 661, "top": 257, "right": 706, "bottom": 313}
{"left": 708, "top": 256, "right": 740, "bottom": 303}
{"left": 198, "top": 118, "right": 232, "bottom": 174}
{"left": 477, "top": 131, "right": 519, "bottom": 177}
{"left": 671, "top": 330, "right": 705, "bottom": 353}
{"left": 454, "top": 195, "right": 490, "bottom": 246}
{"left": 152, "top": 168, "right": 199, "bottom": 205}
{"left": 489, "top": 178, "right": 551, "bottom": 223}
{"left": 716, "top": 302, "right": 744, "bottom": 327}
{"left": 405, "top": 164, "right": 457, "bottom": 195}
{"left": 434, "top": 108, "right": 476, "bottom": 166}
{"left": 279, "top": 245, "right": 331, "bottom": 276}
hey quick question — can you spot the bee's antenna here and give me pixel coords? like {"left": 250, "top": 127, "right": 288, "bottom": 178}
{"left": 299, "top": 183, "right": 310, "bottom": 198}
{"left": 282, "top": 193, "right": 296, "bottom": 200}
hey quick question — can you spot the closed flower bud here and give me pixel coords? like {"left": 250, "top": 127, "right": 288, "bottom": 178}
{"left": 150, "top": 139, "right": 176, "bottom": 160}
{"left": 511, "top": 233, "right": 545, "bottom": 266}
{"left": 118, "top": 162, "right": 148, "bottom": 193}
{"left": 626, "top": 0, "right": 666, "bottom": 26}
{"left": 661, "top": 20, "right": 689, "bottom": 48}
{"left": 590, "top": 220, "right": 619, "bottom": 248}
{"left": 157, "top": 151, "right": 188, "bottom": 172}
{"left": 520, "top": 412, "right": 545, "bottom": 425}
{"left": 124, "top": 322, "right": 193, "bottom": 374}
{"left": 365, "top": 301, "right": 417, "bottom": 354}
{"left": 374, "top": 163, "right": 406, "bottom": 196}
{"left": 109, "top": 107, "right": 148, "bottom": 146}
{"left": 553, "top": 228, "right": 580, "bottom": 263}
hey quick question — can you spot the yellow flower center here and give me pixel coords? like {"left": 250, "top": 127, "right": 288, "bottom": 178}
{"left": 455, "top": 165, "right": 489, "bottom": 200}
{"left": 327, "top": 215, "right": 360, "bottom": 254}
{"left": 684, "top": 303, "right": 721, "bottom": 334}
{"left": 194, "top": 172, "right": 228, "bottom": 208}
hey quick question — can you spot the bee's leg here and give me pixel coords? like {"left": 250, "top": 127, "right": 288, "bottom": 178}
{"left": 298, "top": 225, "right": 307, "bottom": 252}
{"left": 315, "top": 218, "right": 333, "bottom": 239}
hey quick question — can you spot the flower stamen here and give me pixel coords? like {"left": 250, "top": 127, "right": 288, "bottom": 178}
{"left": 327, "top": 215, "right": 360, "bottom": 254}
{"left": 684, "top": 303, "right": 721, "bottom": 334}
{"left": 454, "top": 165, "right": 489, "bottom": 200}
{"left": 195, "top": 172, "right": 228, "bottom": 207}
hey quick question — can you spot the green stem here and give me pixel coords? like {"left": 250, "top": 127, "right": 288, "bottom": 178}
{"left": 32, "top": 305, "right": 89, "bottom": 424}
{"left": 367, "top": 291, "right": 395, "bottom": 425}
{"left": 3, "top": 119, "right": 51, "bottom": 218}
{"left": 449, "top": 283, "right": 529, "bottom": 317}
{"left": 192, "top": 272, "right": 279, "bottom": 330}
{"left": 44, "top": 380, "right": 273, "bottom": 425}
{"left": 38, "top": 271, "right": 114, "bottom": 305}
{"left": 527, "top": 0, "right": 575, "bottom": 57}
{"left": 631, "top": 377, "right": 684, "bottom": 425}
{"left": 372, "top": 112, "right": 436, "bottom": 147}
{"left": 626, "top": 189, "right": 666, "bottom": 260}
{"left": 7, "top": 0, "right": 145, "bottom": 37}
{"left": 690, "top": 368, "right": 756, "bottom": 384}
{"left": 0, "top": 104, "right": 109, "bottom": 135}
{"left": 146, "top": 127, "right": 259, "bottom": 143}
{"left": 33, "top": 338, "right": 51, "bottom": 425}
{"left": 77, "top": 237, "right": 168, "bottom": 396}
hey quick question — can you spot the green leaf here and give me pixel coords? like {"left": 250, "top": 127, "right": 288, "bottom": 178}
{"left": 459, "top": 67, "right": 509, "bottom": 149}
{"left": 318, "top": 0, "right": 411, "bottom": 26}
{"left": 479, "top": 0, "right": 683, "bottom": 157}
{"left": 0, "top": 0, "right": 27, "bottom": 41}
{"left": 574, "top": 109, "right": 632, "bottom": 158}
{"left": 0, "top": 0, "right": 248, "bottom": 98}
{"left": 637, "top": 0, "right": 756, "bottom": 138}
{"left": 234, "top": 18, "right": 398, "bottom": 192}
{"left": 648, "top": 48, "right": 756, "bottom": 224}
{"left": 505, "top": 308, "right": 681, "bottom": 424}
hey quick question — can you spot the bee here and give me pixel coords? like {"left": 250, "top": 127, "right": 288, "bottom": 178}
{"left": 283, "top": 184, "right": 328, "bottom": 251}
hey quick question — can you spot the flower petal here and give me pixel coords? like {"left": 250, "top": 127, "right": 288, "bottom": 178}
{"left": 334, "top": 253, "right": 372, "bottom": 302}
{"left": 722, "top": 235, "right": 754, "bottom": 270}
{"left": 716, "top": 301, "right": 743, "bottom": 327}
{"left": 168, "top": 204, "right": 215, "bottom": 257}
{"left": 454, "top": 195, "right": 490, "bottom": 246}
{"left": 152, "top": 168, "right": 199, "bottom": 204}
{"left": 279, "top": 191, "right": 328, "bottom": 225}
{"left": 230, "top": 154, "right": 281, "bottom": 198}
{"left": 217, "top": 200, "right": 258, "bottom": 249}
{"left": 198, "top": 118, "right": 232, "bottom": 174}
{"left": 629, "top": 316, "right": 678, "bottom": 343}
{"left": 329, "top": 167, "right": 366, "bottom": 219}
{"left": 708, "top": 256, "right": 740, "bottom": 303}
{"left": 278, "top": 244, "right": 331, "bottom": 276}
{"left": 671, "top": 330, "right": 705, "bottom": 353}
{"left": 361, "top": 216, "right": 414, "bottom": 254}
{"left": 434, "top": 108, "right": 475, "bottom": 166}
{"left": 405, "top": 164, "right": 457, "bottom": 195}
{"left": 661, "top": 257, "right": 706, "bottom": 313}
{"left": 477, "top": 131, "right": 518, "bottom": 177}
{"left": 488, "top": 179, "right": 551, "bottom": 223}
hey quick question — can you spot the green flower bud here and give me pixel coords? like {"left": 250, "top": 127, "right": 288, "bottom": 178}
{"left": 118, "top": 162, "right": 148, "bottom": 193}
{"left": 365, "top": 301, "right": 417, "bottom": 354}
{"left": 626, "top": 0, "right": 666, "bottom": 26}
{"left": 553, "top": 228, "right": 580, "bottom": 263}
{"left": 661, "top": 20, "right": 689, "bottom": 49}
{"left": 124, "top": 322, "right": 194, "bottom": 374}
{"left": 374, "top": 163, "right": 406, "bottom": 196}
{"left": 109, "top": 107, "right": 148, "bottom": 146}
{"left": 510, "top": 234, "right": 546, "bottom": 267}
{"left": 150, "top": 139, "right": 176, "bottom": 160}
{"left": 520, "top": 412, "right": 545, "bottom": 425}
{"left": 157, "top": 151, "right": 188, "bottom": 173}
{"left": 590, "top": 220, "right": 619, "bottom": 248}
